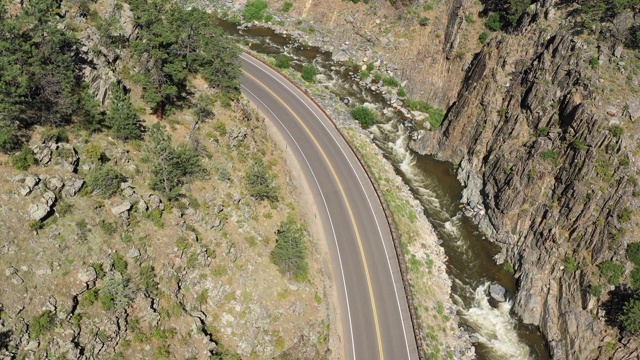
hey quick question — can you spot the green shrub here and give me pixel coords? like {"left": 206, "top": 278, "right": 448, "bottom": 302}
{"left": 350, "top": 105, "right": 377, "bottom": 128}
{"left": 372, "top": 72, "right": 383, "bottom": 83}
{"left": 81, "top": 288, "right": 99, "bottom": 307}
{"left": 270, "top": 217, "right": 309, "bottom": 281}
{"left": 564, "top": 256, "right": 578, "bottom": 274}
{"left": 99, "top": 278, "right": 131, "bottom": 311}
{"left": 87, "top": 166, "right": 126, "bottom": 198}
{"left": 427, "top": 106, "right": 445, "bottom": 130}
{"left": 274, "top": 54, "right": 291, "bottom": 69}
{"left": 242, "top": 0, "right": 268, "bottom": 22}
{"left": 599, "top": 260, "right": 624, "bottom": 285}
{"left": 479, "top": 31, "right": 489, "bottom": 44}
{"left": 301, "top": 65, "right": 317, "bottom": 82}
{"left": 502, "top": 262, "right": 515, "bottom": 274}
{"left": 12, "top": 146, "right": 36, "bottom": 170}
{"left": 84, "top": 143, "right": 106, "bottom": 163}
{"left": 246, "top": 158, "right": 279, "bottom": 202}
{"left": 112, "top": 252, "right": 128, "bottom": 274}
{"left": 358, "top": 70, "right": 370, "bottom": 79}
{"left": 618, "top": 206, "right": 633, "bottom": 223}
{"left": 485, "top": 12, "right": 503, "bottom": 31}
{"left": 282, "top": 1, "right": 293, "bottom": 12}
{"left": 631, "top": 268, "right": 640, "bottom": 290}
{"left": 140, "top": 264, "right": 159, "bottom": 296}
{"left": 405, "top": 98, "right": 430, "bottom": 112}
{"left": 571, "top": 139, "right": 588, "bottom": 151}
{"left": 30, "top": 311, "right": 56, "bottom": 339}
{"left": 0, "top": 120, "right": 18, "bottom": 153}
{"left": 382, "top": 76, "right": 400, "bottom": 87}
{"left": 99, "top": 219, "right": 117, "bottom": 235}
{"left": 540, "top": 150, "right": 558, "bottom": 162}
{"left": 621, "top": 298, "right": 640, "bottom": 334}
{"left": 419, "top": 16, "right": 430, "bottom": 26}
{"left": 589, "top": 284, "right": 602, "bottom": 297}
{"left": 536, "top": 127, "right": 550, "bottom": 137}
{"left": 397, "top": 87, "right": 406, "bottom": 97}
{"left": 627, "top": 243, "right": 640, "bottom": 266}
{"left": 92, "top": 263, "right": 106, "bottom": 279}
{"left": 610, "top": 125, "right": 624, "bottom": 139}
{"left": 589, "top": 56, "right": 599, "bottom": 69}
{"left": 366, "top": 62, "right": 374, "bottom": 71}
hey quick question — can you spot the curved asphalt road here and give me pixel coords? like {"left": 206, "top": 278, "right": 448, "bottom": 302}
{"left": 240, "top": 53, "right": 419, "bottom": 360}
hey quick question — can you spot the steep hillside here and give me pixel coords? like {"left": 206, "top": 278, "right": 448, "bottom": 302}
{"left": 0, "top": 0, "right": 335, "bottom": 358}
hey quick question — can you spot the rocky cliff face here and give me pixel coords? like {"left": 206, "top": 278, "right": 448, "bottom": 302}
{"left": 410, "top": 1, "right": 640, "bottom": 358}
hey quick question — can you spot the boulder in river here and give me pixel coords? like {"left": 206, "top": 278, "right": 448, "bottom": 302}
{"left": 489, "top": 284, "right": 506, "bottom": 302}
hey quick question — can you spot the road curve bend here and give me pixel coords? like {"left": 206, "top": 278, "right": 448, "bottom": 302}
{"left": 240, "top": 53, "right": 419, "bottom": 360}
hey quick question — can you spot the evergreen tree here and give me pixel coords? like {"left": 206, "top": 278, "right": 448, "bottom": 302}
{"left": 270, "top": 217, "right": 309, "bottom": 281}
{"left": 105, "top": 84, "right": 142, "bottom": 140}
{"left": 146, "top": 123, "right": 202, "bottom": 199}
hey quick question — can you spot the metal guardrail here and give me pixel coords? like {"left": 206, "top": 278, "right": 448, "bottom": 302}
{"left": 243, "top": 51, "right": 426, "bottom": 360}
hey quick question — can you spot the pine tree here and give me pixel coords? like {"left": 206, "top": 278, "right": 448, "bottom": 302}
{"left": 105, "top": 85, "right": 142, "bottom": 140}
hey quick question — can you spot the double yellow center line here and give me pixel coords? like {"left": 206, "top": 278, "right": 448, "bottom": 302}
{"left": 242, "top": 69, "right": 384, "bottom": 360}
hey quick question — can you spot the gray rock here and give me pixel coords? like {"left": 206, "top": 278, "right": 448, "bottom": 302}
{"left": 24, "top": 339, "right": 39, "bottom": 352}
{"left": 46, "top": 175, "right": 65, "bottom": 192}
{"left": 29, "top": 203, "right": 51, "bottom": 221}
{"left": 53, "top": 143, "right": 79, "bottom": 172}
{"left": 137, "top": 199, "right": 148, "bottom": 213}
{"left": 19, "top": 175, "right": 40, "bottom": 196}
{"left": 149, "top": 195, "right": 164, "bottom": 211}
{"left": 61, "top": 176, "right": 84, "bottom": 197}
{"left": 5, "top": 266, "right": 17, "bottom": 276}
{"left": 489, "top": 283, "right": 506, "bottom": 302}
{"left": 11, "top": 274, "right": 23, "bottom": 285}
{"left": 614, "top": 45, "right": 623, "bottom": 58}
{"left": 111, "top": 200, "right": 132, "bottom": 215}
{"left": 127, "top": 247, "right": 140, "bottom": 258}
{"left": 31, "top": 143, "right": 53, "bottom": 165}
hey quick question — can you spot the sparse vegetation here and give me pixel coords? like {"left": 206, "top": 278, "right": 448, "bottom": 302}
{"left": 30, "top": 311, "right": 56, "bottom": 339}
{"left": 564, "top": 256, "right": 578, "bottom": 274}
{"left": 479, "top": 31, "right": 489, "bottom": 44}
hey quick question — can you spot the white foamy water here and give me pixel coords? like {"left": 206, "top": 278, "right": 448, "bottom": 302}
{"left": 460, "top": 283, "right": 532, "bottom": 360}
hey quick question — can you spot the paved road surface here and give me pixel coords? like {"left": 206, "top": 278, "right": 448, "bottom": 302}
{"left": 240, "top": 53, "right": 419, "bottom": 360}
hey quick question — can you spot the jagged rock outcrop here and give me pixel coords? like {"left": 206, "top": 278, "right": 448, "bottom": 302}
{"left": 410, "top": 2, "right": 640, "bottom": 358}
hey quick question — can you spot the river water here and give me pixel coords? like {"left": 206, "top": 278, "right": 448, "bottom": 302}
{"left": 219, "top": 19, "right": 550, "bottom": 360}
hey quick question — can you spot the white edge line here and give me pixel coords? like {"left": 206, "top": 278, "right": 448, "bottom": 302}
{"left": 241, "top": 53, "right": 413, "bottom": 359}
{"left": 240, "top": 84, "right": 357, "bottom": 360}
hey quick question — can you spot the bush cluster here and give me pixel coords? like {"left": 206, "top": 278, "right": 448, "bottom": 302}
{"left": 246, "top": 158, "right": 279, "bottom": 202}
{"left": 86, "top": 166, "right": 126, "bottom": 198}
{"left": 350, "top": 105, "right": 377, "bottom": 128}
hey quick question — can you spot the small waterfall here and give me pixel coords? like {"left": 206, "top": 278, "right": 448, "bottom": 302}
{"left": 460, "top": 283, "right": 532, "bottom": 360}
